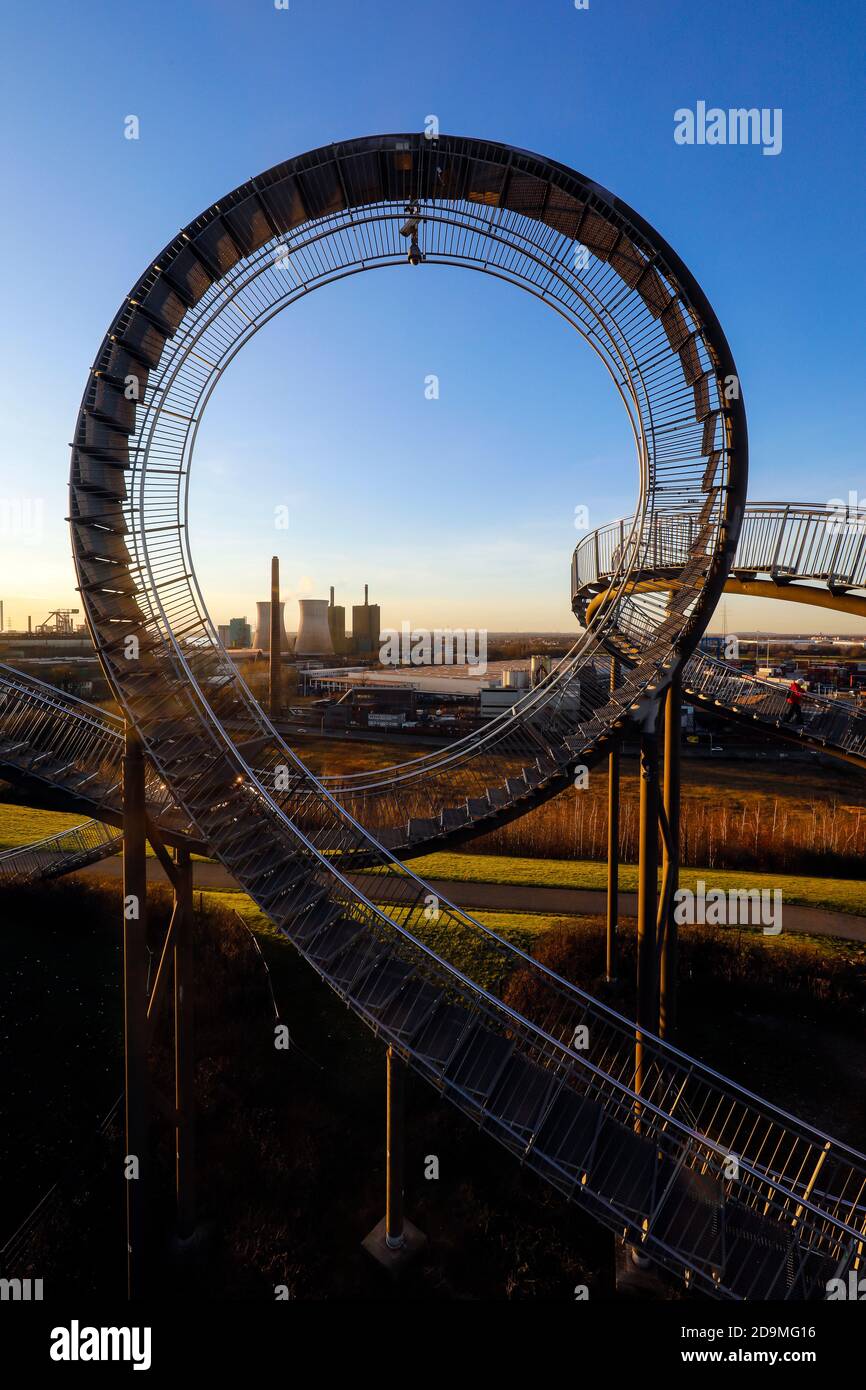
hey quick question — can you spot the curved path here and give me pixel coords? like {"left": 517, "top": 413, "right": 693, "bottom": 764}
{"left": 48, "top": 853, "right": 866, "bottom": 947}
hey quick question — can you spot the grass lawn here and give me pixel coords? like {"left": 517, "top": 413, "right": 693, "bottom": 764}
{"left": 377, "top": 851, "right": 866, "bottom": 918}
{"left": 199, "top": 889, "right": 566, "bottom": 993}
{"left": 5, "top": 802, "right": 866, "bottom": 918}
{"left": 0, "top": 802, "right": 205, "bottom": 859}
{"left": 0, "top": 803, "right": 94, "bottom": 851}
{"left": 198, "top": 888, "right": 866, "bottom": 1012}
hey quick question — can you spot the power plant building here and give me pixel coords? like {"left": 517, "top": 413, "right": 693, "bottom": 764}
{"left": 228, "top": 616, "right": 252, "bottom": 648}
{"left": 245, "top": 573, "right": 379, "bottom": 661}
{"left": 296, "top": 599, "right": 334, "bottom": 657}
{"left": 253, "top": 601, "right": 289, "bottom": 652}
{"left": 352, "top": 584, "right": 380, "bottom": 656}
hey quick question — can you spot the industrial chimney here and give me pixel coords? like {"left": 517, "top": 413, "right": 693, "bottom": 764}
{"left": 269, "top": 556, "right": 281, "bottom": 719}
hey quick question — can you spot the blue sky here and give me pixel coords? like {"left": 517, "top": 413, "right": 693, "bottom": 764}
{"left": 1, "top": 0, "right": 864, "bottom": 634}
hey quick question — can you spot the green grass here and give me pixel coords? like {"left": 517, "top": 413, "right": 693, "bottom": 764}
{"left": 198, "top": 889, "right": 568, "bottom": 993}
{"left": 375, "top": 851, "right": 866, "bottom": 918}
{"left": 0, "top": 803, "right": 93, "bottom": 851}
{"left": 0, "top": 802, "right": 209, "bottom": 859}
{"left": 7, "top": 802, "right": 866, "bottom": 920}
{"left": 206, "top": 889, "right": 558, "bottom": 938}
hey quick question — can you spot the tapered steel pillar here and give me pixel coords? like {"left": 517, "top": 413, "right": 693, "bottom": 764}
{"left": 122, "top": 726, "right": 149, "bottom": 1299}
{"left": 362, "top": 1046, "right": 426, "bottom": 1271}
{"left": 269, "top": 554, "right": 281, "bottom": 720}
{"left": 385, "top": 1046, "right": 405, "bottom": 1249}
{"left": 606, "top": 657, "right": 620, "bottom": 982}
{"left": 173, "top": 847, "right": 196, "bottom": 1239}
{"left": 660, "top": 675, "right": 681, "bottom": 1040}
{"left": 635, "top": 717, "right": 659, "bottom": 1110}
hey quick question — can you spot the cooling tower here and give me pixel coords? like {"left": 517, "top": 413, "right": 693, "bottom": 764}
{"left": 296, "top": 599, "right": 334, "bottom": 657}
{"left": 253, "top": 601, "right": 289, "bottom": 651}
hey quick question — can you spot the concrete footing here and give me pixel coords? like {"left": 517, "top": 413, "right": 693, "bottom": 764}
{"left": 362, "top": 1216, "right": 427, "bottom": 1274}
{"left": 614, "top": 1238, "right": 670, "bottom": 1297}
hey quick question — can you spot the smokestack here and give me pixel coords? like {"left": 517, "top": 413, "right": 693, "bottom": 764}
{"left": 364, "top": 583, "right": 368, "bottom": 606}
{"left": 28, "top": 615, "right": 32, "bottom": 633}
{"left": 269, "top": 556, "right": 281, "bottom": 720}
{"left": 0, "top": 600, "right": 3, "bottom": 632}
{"left": 330, "top": 586, "right": 334, "bottom": 607}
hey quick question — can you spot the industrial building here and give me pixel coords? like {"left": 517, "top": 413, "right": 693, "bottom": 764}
{"left": 351, "top": 585, "right": 380, "bottom": 656}
{"left": 218, "top": 617, "right": 252, "bottom": 648}
{"left": 479, "top": 684, "right": 524, "bottom": 719}
{"left": 298, "top": 583, "right": 380, "bottom": 658}
{"left": 302, "top": 661, "right": 551, "bottom": 734}
{"left": 215, "top": 571, "right": 379, "bottom": 661}
{"left": 229, "top": 616, "right": 252, "bottom": 648}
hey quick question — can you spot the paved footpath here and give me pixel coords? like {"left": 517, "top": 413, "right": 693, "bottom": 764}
{"left": 73, "top": 855, "right": 866, "bottom": 944}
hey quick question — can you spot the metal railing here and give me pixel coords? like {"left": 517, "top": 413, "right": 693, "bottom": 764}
{"left": 0, "top": 819, "right": 122, "bottom": 885}
{"left": 574, "top": 504, "right": 866, "bottom": 601}
{"left": 683, "top": 651, "right": 866, "bottom": 762}
{"left": 0, "top": 664, "right": 188, "bottom": 835}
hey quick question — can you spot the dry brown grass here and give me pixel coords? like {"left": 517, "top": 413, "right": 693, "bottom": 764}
{"left": 472, "top": 758, "right": 866, "bottom": 875}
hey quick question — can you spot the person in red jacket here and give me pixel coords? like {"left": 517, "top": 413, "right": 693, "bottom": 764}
{"left": 782, "top": 679, "right": 805, "bottom": 726}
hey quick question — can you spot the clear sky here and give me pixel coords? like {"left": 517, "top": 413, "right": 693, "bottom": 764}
{"left": 1, "top": 0, "right": 864, "bottom": 636}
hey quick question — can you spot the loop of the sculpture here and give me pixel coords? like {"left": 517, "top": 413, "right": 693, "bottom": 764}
{"left": 69, "top": 134, "right": 746, "bottom": 800}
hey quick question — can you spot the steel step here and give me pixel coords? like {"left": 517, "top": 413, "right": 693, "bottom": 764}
{"left": 308, "top": 921, "right": 362, "bottom": 967}
{"left": 445, "top": 1025, "right": 514, "bottom": 1103}
{"left": 375, "top": 976, "right": 440, "bottom": 1040}
{"left": 487, "top": 1052, "right": 556, "bottom": 1135}
{"left": 532, "top": 1086, "right": 605, "bottom": 1175}
{"left": 412, "top": 1003, "right": 474, "bottom": 1070}
{"left": 351, "top": 956, "right": 414, "bottom": 1013}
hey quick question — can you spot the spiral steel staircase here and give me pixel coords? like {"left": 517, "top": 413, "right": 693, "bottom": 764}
{"left": 572, "top": 508, "right": 866, "bottom": 767}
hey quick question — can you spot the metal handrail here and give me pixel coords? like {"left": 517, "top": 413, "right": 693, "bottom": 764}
{"left": 574, "top": 504, "right": 866, "bottom": 599}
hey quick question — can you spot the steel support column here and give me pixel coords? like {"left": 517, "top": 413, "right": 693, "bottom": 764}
{"left": 660, "top": 675, "right": 681, "bottom": 1039}
{"left": 122, "top": 726, "right": 149, "bottom": 1299}
{"left": 635, "top": 715, "right": 659, "bottom": 1108}
{"left": 362, "top": 1045, "right": 426, "bottom": 1271}
{"left": 385, "top": 1046, "right": 405, "bottom": 1249}
{"left": 173, "top": 847, "right": 196, "bottom": 1239}
{"left": 606, "top": 657, "right": 620, "bottom": 982}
